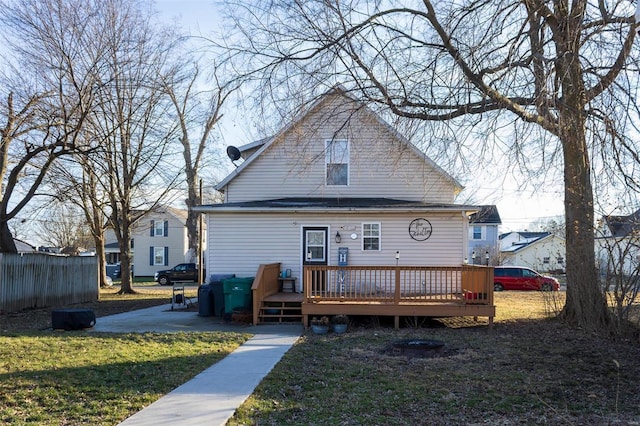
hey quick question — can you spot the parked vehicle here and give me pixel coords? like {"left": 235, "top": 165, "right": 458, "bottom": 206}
{"left": 106, "top": 263, "right": 121, "bottom": 279}
{"left": 493, "top": 266, "right": 560, "bottom": 291}
{"left": 154, "top": 263, "right": 198, "bottom": 286}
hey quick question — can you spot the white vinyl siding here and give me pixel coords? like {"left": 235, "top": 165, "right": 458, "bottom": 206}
{"left": 224, "top": 95, "right": 458, "bottom": 203}
{"left": 206, "top": 212, "right": 466, "bottom": 281}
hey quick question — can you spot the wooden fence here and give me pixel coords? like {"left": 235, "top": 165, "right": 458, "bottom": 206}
{"left": 0, "top": 253, "right": 98, "bottom": 313}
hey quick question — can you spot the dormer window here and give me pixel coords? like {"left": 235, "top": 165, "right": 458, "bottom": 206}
{"left": 325, "top": 139, "right": 349, "bottom": 186}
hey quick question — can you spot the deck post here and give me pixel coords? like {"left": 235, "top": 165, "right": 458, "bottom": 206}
{"left": 394, "top": 266, "right": 400, "bottom": 304}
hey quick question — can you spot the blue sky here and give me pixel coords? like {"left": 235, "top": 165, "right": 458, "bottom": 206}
{"left": 153, "top": 0, "right": 566, "bottom": 232}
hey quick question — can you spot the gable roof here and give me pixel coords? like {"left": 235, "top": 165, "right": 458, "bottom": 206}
{"left": 15, "top": 238, "right": 36, "bottom": 253}
{"left": 499, "top": 231, "right": 550, "bottom": 241}
{"left": 215, "top": 86, "right": 463, "bottom": 193}
{"left": 500, "top": 232, "right": 557, "bottom": 253}
{"left": 469, "top": 205, "right": 502, "bottom": 225}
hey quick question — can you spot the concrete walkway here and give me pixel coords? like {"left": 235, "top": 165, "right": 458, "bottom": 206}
{"left": 88, "top": 304, "right": 303, "bottom": 426}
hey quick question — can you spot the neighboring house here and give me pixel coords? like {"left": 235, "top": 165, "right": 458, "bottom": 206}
{"left": 15, "top": 239, "right": 36, "bottom": 253}
{"left": 468, "top": 205, "right": 501, "bottom": 265}
{"left": 595, "top": 209, "right": 640, "bottom": 276}
{"left": 499, "top": 231, "right": 566, "bottom": 273}
{"left": 104, "top": 205, "right": 206, "bottom": 278}
{"left": 197, "top": 86, "right": 478, "bottom": 291}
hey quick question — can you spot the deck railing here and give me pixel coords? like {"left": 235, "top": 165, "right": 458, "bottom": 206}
{"left": 304, "top": 265, "right": 493, "bottom": 305}
{"left": 251, "top": 262, "right": 281, "bottom": 325}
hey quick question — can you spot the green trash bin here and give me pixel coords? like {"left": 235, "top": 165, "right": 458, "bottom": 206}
{"left": 222, "top": 277, "right": 254, "bottom": 314}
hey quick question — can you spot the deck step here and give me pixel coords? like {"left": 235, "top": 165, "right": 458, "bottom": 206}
{"left": 258, "top": 296, "right": 303, "bottom": 324}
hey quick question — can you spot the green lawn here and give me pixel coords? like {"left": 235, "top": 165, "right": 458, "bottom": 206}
{"left": 0, "top": 331, "right": 250, "bottom": 425}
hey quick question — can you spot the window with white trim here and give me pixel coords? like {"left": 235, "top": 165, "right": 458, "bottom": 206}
{"left": 470, "top": 225, "right": 484, "bottom": 240}
{"left": 151, "top": 220, "right": 168, "bottom": 237}
{"left": 362, "top": 222, "right": 381, "bottom": 251}
{"left": 325, "top": 139, "right": 349, "bottom": 186}
{"left": 153, "top": 247, "right": 166, "bottom": 265}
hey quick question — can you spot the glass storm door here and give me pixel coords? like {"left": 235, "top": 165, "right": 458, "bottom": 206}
{"left": 303, "top": 227, "right": 328, "bottom": 293}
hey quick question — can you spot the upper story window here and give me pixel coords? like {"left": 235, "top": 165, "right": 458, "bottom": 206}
{"left": 325, "top": 139, "right": 349, "bottom": 186}
{"left": 470, "top": 225, "right": 484, "bottom": 240}
{"left": 362, "top": 222, "right": 381, "bottom": 251}
{"left": 151, "top": 220, "right": 168, "bottom": 237}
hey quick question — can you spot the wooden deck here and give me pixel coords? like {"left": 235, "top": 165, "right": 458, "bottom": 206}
{"left": 250, "top": 263, "right": 495, "bottom": 328}
{"left": 302, "top": 265, "right": 495, "bottom": 328}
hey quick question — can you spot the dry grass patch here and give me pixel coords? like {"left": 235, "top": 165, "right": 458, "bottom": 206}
{"left": 229, "top": 291, "right": 640, "bottom": 426}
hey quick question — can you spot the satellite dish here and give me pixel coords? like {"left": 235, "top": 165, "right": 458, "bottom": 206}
{"left": 226, "top": 146, "right": 241, "bottom": 165}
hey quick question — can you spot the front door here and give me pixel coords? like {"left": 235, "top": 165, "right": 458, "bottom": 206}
{"left": 303, "top": 227, "right": 328, "bottom": 293}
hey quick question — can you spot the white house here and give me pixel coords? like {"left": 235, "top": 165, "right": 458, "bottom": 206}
{"left": 105, "top": 205, "right": 206, "bottom": 278}
{"left": 500, "top": 231, "right": 566, "bottom": 273}
{"left": 595, "top": 210, "right": 640, "bottom": 276}
{"left": 197, "top": 87, "right": 479, "bottom": 291}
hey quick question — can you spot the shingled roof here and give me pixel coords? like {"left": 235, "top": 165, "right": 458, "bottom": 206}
{"left": 469, "top": 205, "right": 502, "bottom": 224}
{"left": 603, "top": 209, "right": 640, "bottom": 238}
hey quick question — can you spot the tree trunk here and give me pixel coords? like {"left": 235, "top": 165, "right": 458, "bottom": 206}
{"left": 185, "top": 169, "right": 199, "bottom": 263}
{"left": 560, "top": 132, "right": 611, "bottom": 330}
{"left": 555, "top": 43, "right": 611, "bottom": 330}
{"left": 94, "top": 234, "right": 108, "bottom": 289}
{"left": 117, "top": 220, "right": 135, "bottom": 294}
{"left": 0, "top": 219, "right": 17, "bottom": 253}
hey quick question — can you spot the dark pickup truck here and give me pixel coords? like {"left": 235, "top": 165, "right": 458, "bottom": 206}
{"left": 154, "top": 263, "right": 198, "bottom": 285}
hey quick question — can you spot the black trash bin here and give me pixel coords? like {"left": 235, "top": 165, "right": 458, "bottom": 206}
{"left": 198, "top": 284, "right": 213, "bottom": 317}
{"left": 209, "top": 274, "right": 235, "bottom": 317}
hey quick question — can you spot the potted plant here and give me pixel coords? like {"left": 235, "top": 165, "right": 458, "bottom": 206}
{"left": 331, "top": 315, "right": 349, "bottom": 334}
{"left": 310, "top": 316, "right": 330, "bottom": 334}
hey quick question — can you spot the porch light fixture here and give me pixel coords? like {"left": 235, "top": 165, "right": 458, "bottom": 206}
{"left": 485, "top": 251, "right": 490, "bottom": 266}
{"left": 472, "top": 251, "right": 476, "bottom": 264}
{"left": 395, "top": 250, "right": 400, "bottom": 266}
{"left": 335, "top": 231, "right": 341, "bottom": 243}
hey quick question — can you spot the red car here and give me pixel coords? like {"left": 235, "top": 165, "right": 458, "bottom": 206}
{"left": 493, "top": 266, "right": 560, "bottom": 291}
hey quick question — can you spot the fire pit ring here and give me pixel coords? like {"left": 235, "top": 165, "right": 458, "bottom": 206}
{"left": 391, "top": 339, "right": 445, "bottom": 357}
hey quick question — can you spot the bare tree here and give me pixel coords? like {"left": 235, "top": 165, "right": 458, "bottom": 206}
{"left": 0, "top": 0, "right": 105, "bottom": 255}
{"left": 222, "top": 1, "right": 640, "bottom": 333}
{"left": 36, "top": 203, "right": 92, "bottom": 252}
{"left": 163, "top": 64, "right": 232, "bottom": 269}
{"left": 47, "top": 155, "right": 113, "bottom": 287}
{"left": 2, "top": 0, "right": 184, "bottom": 293}
{"left": 83, "top": 0, "right": 182, "bottom": 294}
